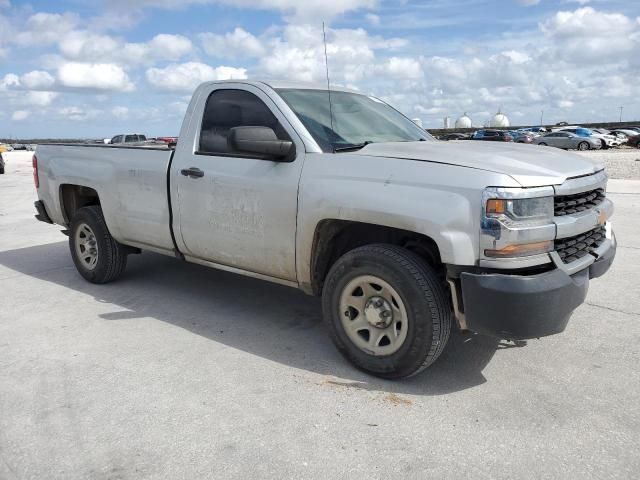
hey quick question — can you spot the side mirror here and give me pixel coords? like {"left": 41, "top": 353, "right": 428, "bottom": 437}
{"left": 228, "top": 126, "right": 295, "bottom": 161}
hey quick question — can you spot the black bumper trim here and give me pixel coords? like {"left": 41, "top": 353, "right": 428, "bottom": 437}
{"left": 460, "top": 245, "right": 615, "bottom": 340}
{"left": 34, "top": 200, "right": 53, "bottom": 224}
{"left": 589, "top": 238, "right": 616, "bottom": 279}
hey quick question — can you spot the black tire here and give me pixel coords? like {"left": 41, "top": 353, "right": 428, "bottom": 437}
{"left": 600, "top": 140, "right": 608, "bottom": 150}
{"left": 578, "top": 141, "right": 589, "bottom": 151}
{"left": 322, "top": 244, "right": 451, "bottom": 379}
{"left": 0, "top": 167, "right": 4, "bottom": 174}
{"left": 69, "top": 205, "right": 127, "bottom": 283}
{"left": 538, "top": 142, "right": 547, "bottom": 146}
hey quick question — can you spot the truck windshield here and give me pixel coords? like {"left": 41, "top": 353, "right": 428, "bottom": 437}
{"left": 277, "top": 88, "right": 432, "bottom": 152}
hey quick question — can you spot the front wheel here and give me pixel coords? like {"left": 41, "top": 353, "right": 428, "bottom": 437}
{"left": 538, "top": 142, "right": 547, "bottom": 146}
{"left": 322, "top": 244, "right": 451, "bottom": 379}
{"left": 578, "top": 141, "right": 589, "bottom": 151}
{"left": 69, "top": 205, "right": 128, "bottom": 283}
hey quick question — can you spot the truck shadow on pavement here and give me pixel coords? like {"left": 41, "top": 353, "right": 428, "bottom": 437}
{"left": 0, "top": 240, "right": 522, "bottom": 396}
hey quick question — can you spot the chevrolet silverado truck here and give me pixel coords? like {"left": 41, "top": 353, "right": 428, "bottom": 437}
{"left": 33, "top": 80, "right": 616, "bottom": 379}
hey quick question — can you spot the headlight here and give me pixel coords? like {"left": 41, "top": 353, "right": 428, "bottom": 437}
{"left": 485, "top": 196, "right": 553, "bottom": 227}
{"left": 482, "top": 187, "right": 555, "bottom": 259}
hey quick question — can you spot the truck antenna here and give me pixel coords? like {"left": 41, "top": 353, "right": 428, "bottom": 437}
{"left": 322, "top": 22, "right": 336, "bottom": 144}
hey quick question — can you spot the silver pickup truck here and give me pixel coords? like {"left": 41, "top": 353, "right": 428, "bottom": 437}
{"left": 33, "top": 80, "right": 616, "bottom": 378}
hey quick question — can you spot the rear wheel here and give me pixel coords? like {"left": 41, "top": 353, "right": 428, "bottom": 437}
{"left": 69, "top": 206, "right": 127, "bottom": 283}
{"left": 538, "top": 142, "right": 547, "bottom": 146}
{"left": 322, "top": 244, "right": 451, "bottom": 379}
{"left": 578, "top": 141, "right": 589, "bottom": 151}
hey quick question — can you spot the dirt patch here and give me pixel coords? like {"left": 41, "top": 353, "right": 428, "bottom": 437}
{"left": 383, "top": 393, "right": 413, "bottom": 406}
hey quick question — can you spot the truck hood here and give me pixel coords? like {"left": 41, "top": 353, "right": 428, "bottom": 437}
{"left": 351, "top": 141, "right": 604, "bottom": 187}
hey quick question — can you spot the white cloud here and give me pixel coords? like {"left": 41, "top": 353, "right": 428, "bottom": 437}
{"left": 380, "top": 57, "right": 423, "bottom": 79}
{"left": 200, "top": 28, "right": 265, "bottom": 59}
{"left": 258, "top": 25, "right": 405, "bottom": 83}
{"left": 58, "top": 31, "right": 193, "bottom": 65}
{"left": 366, "top": 13, "right": 380, "bottom": 25}
{"left": 14, "top": 12, "right": 79, "bottom": 47}
{"left": 59, "top": 31, "right": 120, "bottom": 59}
{"left": 104, "top": 0, "right": 377, "bottom": 21}
{"left": 0, "top": 73, "right": 20, "bottom": 91}
{"left": 540, "top": 7, "right": 638, "bottom": 62}
{"left": 111, "top": 106, "right": 129, "bottom": 119}
{"left": 24, "top": 91, "right": 59, "bottom": 107}
{"left": 20, "top": 71, "right": 56, "bottom": 90}
{"left": 145, "top": 62, "right": 248, "bottom": 92}
{"left": 58, "top": 106, "right": 102, "bottom": 121}
{"left": 147, "top": 34, "right": 193, "bottom": 59}
{"left": 12, "top": 110, "right": 31, "bottom": 121}
{"left": 57, "top": 62, "right": 135, "bottom": 91}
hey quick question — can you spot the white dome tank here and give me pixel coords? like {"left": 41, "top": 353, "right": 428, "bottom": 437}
{"left": 489, "top": 110, "right": 510, "bottom": 128}
{"left": 455, "top": 113, "right": 472, "bottom": 128}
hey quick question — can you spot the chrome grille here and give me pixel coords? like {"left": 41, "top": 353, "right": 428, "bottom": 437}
{"left": 554, "top": 226, "right": 606, "bottom": 264}
{"left": 554, "top": 188, "right": 605, "bottom": 216}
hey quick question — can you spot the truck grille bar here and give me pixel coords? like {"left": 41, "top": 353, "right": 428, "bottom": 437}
{"left": 554, "top": 188, "right": 605, "bottom": 216}
{"left": 554, "top": 226, "right": 606, "bottom": 264}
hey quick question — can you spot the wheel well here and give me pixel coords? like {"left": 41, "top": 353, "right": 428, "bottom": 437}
{"left": 60, "top": 184, "right": 100, "bottom": 224}
{"left": 310, "top": 220, "right": 443, "bottom": 296}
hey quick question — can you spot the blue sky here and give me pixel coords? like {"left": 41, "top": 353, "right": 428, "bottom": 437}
{"left": 1, "top": 0, "right": 639, "bottom": 138}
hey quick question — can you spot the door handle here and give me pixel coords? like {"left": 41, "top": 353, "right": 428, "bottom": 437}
{"left": 180, "top": 167, "right": 205, "bottom": 178}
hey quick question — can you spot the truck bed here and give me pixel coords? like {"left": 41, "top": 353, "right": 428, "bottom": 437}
{"left": 35, "top": 144, "right": 176, "bottom": 254}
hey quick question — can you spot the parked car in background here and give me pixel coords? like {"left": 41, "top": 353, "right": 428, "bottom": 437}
{"left": 154, "top": 136, "right": 179, "bottom": 146}
{"left": 534, "top": 131, "right": 601, "bottom": 150}
{"left": 517, "top": 127, "right": 547, "bottom": 134}
{"left": 0, "top": 152, "right": 4, "bottom": 174}
{"left": 626, "top": 134, "right": 640, "bottom": 148}
{"left": 438, "top": 133, "right": 470, "bottom": 141}
{"left": 472, "top": 129, "right": 513, "bottom": 142}
{"left": 611, "top": 129, "right": 640, "bottom": 139}
{"left": 10, "top": 143, "right": 27, "bottom": 151}
{"left": 509, "top": 131, "right": 534, "bottom": 143}
{"left": 0, "top": 143, "right": 13, "bottom": 153}
{"left": 557, "top": 127, "right": 621, "bottom": 149}
{"left": 108, "top": 134, "right": 150, "bottom": 146}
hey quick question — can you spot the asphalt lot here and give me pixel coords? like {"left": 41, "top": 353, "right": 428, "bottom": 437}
{"left": 1, "top": 150, "right": 639, "bottom": 479}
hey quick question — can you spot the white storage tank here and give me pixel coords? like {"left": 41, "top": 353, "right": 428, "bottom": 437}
{"left": 455, "top": 113, "right": 472, "bottom": 128}
{"left": 489, "top": 110, "right": 510, "bottom": 128}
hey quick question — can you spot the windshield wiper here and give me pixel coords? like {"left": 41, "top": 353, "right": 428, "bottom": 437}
{"left": 333, "top": 141, "right": 373, "bottom": 152}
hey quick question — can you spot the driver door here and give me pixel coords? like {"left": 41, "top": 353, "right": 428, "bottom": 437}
{"left": 171, "top": 86, "right": 305, "bottom": 281}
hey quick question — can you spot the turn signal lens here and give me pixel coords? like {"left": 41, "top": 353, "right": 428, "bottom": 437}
{"left": 484, "top": 241, "right": 553, "bottom": 258}
{"left": 486, "top": 199, "right": 506, "bottom": 215}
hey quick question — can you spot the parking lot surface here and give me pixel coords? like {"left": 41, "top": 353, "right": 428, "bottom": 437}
{"left": 1, "top": 151, "right": 639, "bottom": 479}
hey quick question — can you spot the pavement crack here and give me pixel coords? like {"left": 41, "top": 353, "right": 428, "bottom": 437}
{"left": 584, "top": 302, "right": 640, "bottom": 317}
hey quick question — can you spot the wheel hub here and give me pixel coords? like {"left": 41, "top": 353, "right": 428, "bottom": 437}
{"left": 364, "top": 296, "right": 393, "bottom": 328}
{"left": 75, "top": 223, "right": 99, "bottom": 270}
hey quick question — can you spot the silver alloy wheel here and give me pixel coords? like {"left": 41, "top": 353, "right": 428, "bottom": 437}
{"left": 339, "top": 275, "right": 409, "bottom": 356}
{"left": 75, "top": 223, "right": 99, "bottom": 270}
{"left": 578, "top": 141, "right": 589, "bottom": 151}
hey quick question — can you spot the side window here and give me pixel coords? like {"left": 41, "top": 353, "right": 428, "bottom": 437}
{"left": 199, "top": 89, "right": 290, "bottom": 155}
{"left": 125, "top": 135, "right": 137, "bottom": 143}
{"left": 111, "top": 135, "right": 123, "bottom": 143}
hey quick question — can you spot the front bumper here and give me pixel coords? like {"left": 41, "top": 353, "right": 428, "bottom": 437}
{"left": 458, "top": 236, "right": 616, "bottom": 340}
